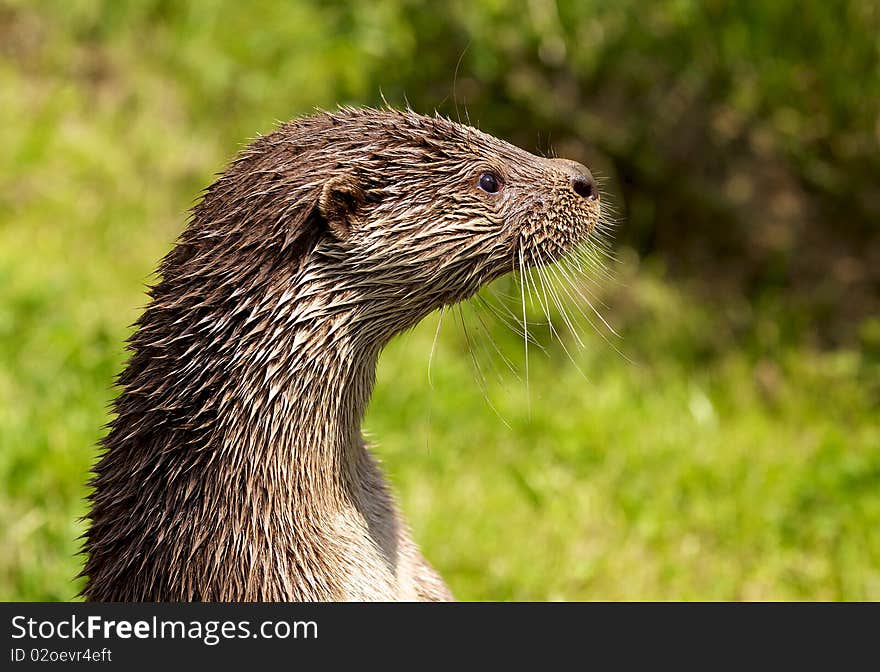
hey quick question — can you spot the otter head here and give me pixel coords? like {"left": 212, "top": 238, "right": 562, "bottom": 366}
{"left": 306, "top": 108, "right": 601, "bottom": 334}
{"left": 185, "top": 107, "right": 601, "bottom": 345}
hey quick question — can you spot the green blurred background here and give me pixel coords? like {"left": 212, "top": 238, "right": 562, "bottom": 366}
{"left": 1, "top": 0, "right": 878, "bottom": 600}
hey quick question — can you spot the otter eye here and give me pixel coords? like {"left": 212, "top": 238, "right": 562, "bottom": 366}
{"left": 478, "top": 172, "right": 502, "bottom": 194}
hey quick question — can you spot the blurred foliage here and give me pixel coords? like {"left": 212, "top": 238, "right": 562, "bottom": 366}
{"left": 6, "top": 0, "right": 876, "bottom": 339}
{"left": 0, "top": 0, "right": 878, "bottom": 600}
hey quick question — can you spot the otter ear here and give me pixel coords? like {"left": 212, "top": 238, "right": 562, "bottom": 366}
{"left": 319, "top": 174, "right": 365, "bottom": 240}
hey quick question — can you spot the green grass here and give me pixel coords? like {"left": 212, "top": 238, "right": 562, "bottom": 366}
{"left": 369, "top": 273, "right": 880, "bottom": 600}
{"left": 1, "top": 2, "right": 878, "bottom": 601}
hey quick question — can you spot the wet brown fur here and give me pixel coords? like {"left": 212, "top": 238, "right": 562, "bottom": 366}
{"left": 81, "top": 107, "right": 600, "bottom": 601}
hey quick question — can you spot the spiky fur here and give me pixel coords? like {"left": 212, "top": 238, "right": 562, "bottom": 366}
{"left": 81, "top": 107, "right": 600, "bottom": 601}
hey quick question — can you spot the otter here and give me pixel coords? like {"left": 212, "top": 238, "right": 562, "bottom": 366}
{"left": 81, "top": 107, "right": 600, "bottom": 601}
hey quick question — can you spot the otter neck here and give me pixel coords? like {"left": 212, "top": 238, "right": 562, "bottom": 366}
{"left": 225, "top": 291, "right": 386, "bottom": 508}
{"left": 220, "top": 243, "right": 451, "bottom": 505}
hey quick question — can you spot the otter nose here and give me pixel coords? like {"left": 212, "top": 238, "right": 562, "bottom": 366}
{"left": 550, "top": 159, "right": 598, "bottom": 201}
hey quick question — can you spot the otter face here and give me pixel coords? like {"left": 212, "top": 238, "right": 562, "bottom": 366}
{"left": 314, "top": 109, "right": 602, "bottom": 320}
